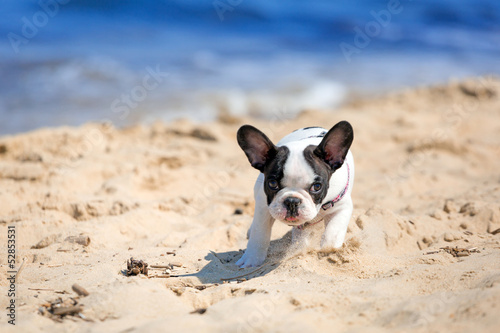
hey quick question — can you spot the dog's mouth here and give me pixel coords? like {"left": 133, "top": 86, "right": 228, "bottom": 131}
{"left": 283, "top": 216, "right": 304, "bottom": 225}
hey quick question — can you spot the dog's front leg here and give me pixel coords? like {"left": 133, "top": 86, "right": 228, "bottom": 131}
{"left": 320, "top": 198, "right": 353, "bottom": 249}
{"left": 236, "top": 205, "right": 274, "bottom": 268}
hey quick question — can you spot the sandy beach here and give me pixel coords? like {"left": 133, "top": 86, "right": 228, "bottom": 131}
{"left": 1, "top": 76, "right": 500, "bottom": 332}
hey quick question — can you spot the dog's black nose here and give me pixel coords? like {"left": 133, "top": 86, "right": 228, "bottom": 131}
{"left": 284, "top": 197, "right": 301, "bottom": 217}
{"left": 284, "top": 197, "right": 301, "bottom": 207}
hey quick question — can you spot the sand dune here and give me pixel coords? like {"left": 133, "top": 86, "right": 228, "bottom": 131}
{"left": 1, "top": 77, "right": 500, "bottom": 332}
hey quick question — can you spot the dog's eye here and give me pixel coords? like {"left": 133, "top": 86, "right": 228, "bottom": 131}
{"left": 310, "top": 183, "right": 322, "bottom": 193}
{"left": 267, "top": 179, "right": 279, "bottom": 190}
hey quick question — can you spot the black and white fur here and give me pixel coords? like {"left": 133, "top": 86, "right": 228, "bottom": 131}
{"left": 236, "top": 122, "right": 355, "bottom": 268}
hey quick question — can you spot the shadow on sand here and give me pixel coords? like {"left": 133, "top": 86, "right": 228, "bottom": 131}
{"left": 176, "top": 230, "right": 294, "bottom": 284}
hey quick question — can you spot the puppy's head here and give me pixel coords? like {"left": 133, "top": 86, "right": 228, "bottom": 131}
{"left": 237, "top": 121, "right": 353, "bottom": 225}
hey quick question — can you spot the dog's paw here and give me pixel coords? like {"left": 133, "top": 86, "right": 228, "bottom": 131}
{"left": 320, "top": 237, "right": 344, "bottom": 249}
{"left": 235, "top": 251, "right": 266, "bottom": 268}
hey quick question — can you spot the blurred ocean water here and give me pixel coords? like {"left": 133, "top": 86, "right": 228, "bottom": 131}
{"left": 1, "top": 0, "right": 499, "bottom": 134}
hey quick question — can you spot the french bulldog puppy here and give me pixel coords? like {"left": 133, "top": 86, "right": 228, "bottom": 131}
{"left": 236, "top": 121, "right": 354, "bottom": 268}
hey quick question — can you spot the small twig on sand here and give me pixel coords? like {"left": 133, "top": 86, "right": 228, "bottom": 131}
{"left": 150, "top": 265, "right": 171, "bottom": 269}
{"left": 29, "top": 288, "right": 55, "bottom": 292}
{"left": 440, "top": 246, "right": 480, "bottom": 257}
{"left": 150, "top": 262, "right": 182, "bottom": 269}
{"left": 15, "top": 257, "right": 26, "bottom": 281}
{"left": 150, "top": 275, "right": 171, "bottom": 279}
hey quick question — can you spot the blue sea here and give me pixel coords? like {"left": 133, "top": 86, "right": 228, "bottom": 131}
{"left": 1, "top": 0, "right": 499, "bottom": 134}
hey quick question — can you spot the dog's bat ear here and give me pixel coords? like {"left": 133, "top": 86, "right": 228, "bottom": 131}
{"left": 314, "top": 121, "right": 353, "bottom": 172}
{"left": 237, "top": 125, "right": 277, "bottom": 172}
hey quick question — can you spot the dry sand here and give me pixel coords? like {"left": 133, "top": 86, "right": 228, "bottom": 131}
{"left": 1, "top": 77, "right": 500, "bottom": 332}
